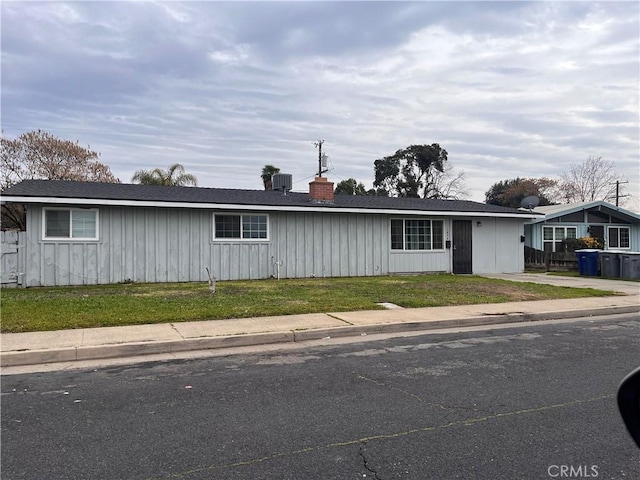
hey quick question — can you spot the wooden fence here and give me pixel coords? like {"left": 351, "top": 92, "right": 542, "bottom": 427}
{"left": 525, "top": 246, "right": 578, "bottom": 272}
{"left": 1, "top": 231, "right": 26, "bottom": 287}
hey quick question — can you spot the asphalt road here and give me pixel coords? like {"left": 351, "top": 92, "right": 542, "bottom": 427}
{"left": 2, "top": 314, "right": 639, "bottom": 480}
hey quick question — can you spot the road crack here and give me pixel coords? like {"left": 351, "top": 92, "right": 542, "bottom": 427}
{"left": 355, "top": 374, "right": 491, "bottom": 423}
{"left": 359, "top": 442, "right": 383, "bottom": 480}
{"left": 144, "top": 393, "right": 614, "bottom": 479}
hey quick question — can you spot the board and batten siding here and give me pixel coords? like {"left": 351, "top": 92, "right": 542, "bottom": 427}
{"left": 21, "top": 204, "right": 526, "bottom": 286}
{"left": 472, "top": 217, "right": 524, "bottom": 274}
{"left": 271, "top": 211, "right": 390, "bottom": 278}
{"left": 24, "top": 205, "right": 395, "bottom": 286}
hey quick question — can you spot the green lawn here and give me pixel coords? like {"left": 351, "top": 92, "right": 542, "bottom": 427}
{"left": 0, "top": 274, "right": 617, "bottom": 333}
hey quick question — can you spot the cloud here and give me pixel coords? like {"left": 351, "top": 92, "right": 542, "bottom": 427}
{"left": 1, "top": 1, "right": 638, "bottom": 210}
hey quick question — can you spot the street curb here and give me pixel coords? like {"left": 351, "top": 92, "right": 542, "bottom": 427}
{"left": 1, "top": 305, "right": 638, "bottom": 367}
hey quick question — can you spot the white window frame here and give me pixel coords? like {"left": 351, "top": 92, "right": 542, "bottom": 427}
{"left": 390, "top": 218, "right": 445, "bottom": 251}
{"left": 607, "top": 226, "right": 630, "bottom": 249}
{"left": 542, "top": 226, "right": 577, "bottom": 252}
{"left": 213, "top": 213, "right": 270, "bottom": 241}
{"left": 42, "top": 208, "right": 99, "bottom": 241}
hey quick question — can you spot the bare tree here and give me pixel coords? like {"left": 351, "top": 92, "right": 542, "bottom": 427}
{"left": 1, "top": 130, "right": 119, "bottom": 230}
{"left": 557, "top": 156, "right": 622, "bottom": 204}
{"left": 428, "top": 163, "right": 468, "bottom": 200}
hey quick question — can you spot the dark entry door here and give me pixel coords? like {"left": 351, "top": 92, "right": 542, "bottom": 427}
{"left": 452, "top": 220, "right": 473, "bottom": 274}
{"left": 589, "top": 225, "right": 604, "bottom": 247}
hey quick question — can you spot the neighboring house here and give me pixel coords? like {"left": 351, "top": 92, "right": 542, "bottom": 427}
{"left": 0, "top": 178, "right": 541, "bottom": 287}
{"left": 524, "top": 201, "right": 640, "bottom": 252}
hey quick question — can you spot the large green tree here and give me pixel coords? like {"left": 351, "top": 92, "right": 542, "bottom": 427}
{"left": 261, "top": 164, "right": 280, "bottom": 190}
{"left": 485, "top": 177, "right": 557, "bottom": 208}
{"left": 334, "top": 178, "right": 367, "bottom": 195}
{"left": 131, "top": 163, "right": 197, "bottom": 186}
{"left": 373, "top": 144, "right": 450, "bottom": 198}
{"left": 1, "top": 130, "right": 119, "bottom": 230}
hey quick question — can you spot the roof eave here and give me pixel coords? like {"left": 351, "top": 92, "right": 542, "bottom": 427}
{"left": 531, "top": 201, "right": 640, "bottom": 223}
{"left": 1, "top": 195, "right": 541, "bottom": 219}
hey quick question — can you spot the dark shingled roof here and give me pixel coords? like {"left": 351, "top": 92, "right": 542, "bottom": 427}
{"left": 1, "top": 179, "right": 534, "bottom": 216}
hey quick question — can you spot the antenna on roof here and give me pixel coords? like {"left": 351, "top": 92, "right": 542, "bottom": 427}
{"left": 520, "top": 195, "right": 540, "bottom": 212}
{"left": 313, "top": 140, "right": 329, "bottom": 177}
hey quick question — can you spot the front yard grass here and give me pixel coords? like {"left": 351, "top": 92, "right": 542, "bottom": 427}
{"left": 0, "top": 274, "right": 617, "bottom": 333}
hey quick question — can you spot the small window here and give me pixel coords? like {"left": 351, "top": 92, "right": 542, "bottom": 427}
{"left": 242, "top": 215, "right": 267, "bottom": 239}
{"left": 390, "top": 219, "right": 444, "bottom": 251}
{"left": 543, "top": 226, "right": 577, "bottom": 252}
{"left": 608, "top": 227, "right": 630, "bottom": 249}
{"left": 214, "top": 214, "right": 268, "bottom": 240}
{"left": 215, "top": 215, "right": 241, "bottom": 239}
{"left": 390, "top": 219, "right": 404, "bottom": 250}
{"left": 44, "top": 209, "right": 98, "bottom": 240}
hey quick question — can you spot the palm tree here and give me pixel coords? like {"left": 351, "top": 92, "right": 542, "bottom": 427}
{"left": 131, "top": 163, "right": 198, "bottom": 186}
{"left": 261, "top": 164, "right": 280, "bottom": 190}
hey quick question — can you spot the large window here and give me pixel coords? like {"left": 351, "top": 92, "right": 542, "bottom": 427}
{"left": 543, "top": 226, "right": 576, "bottom": 252}
{"left": 608, "top": 226, "right": 630, "bottom": 249}
{"left": 214, "top": 214, "right": 268, "bottom": 240}
{"left": 391, "top": 219, "right": 444, "bottom": 251}
{"left": 43, "top": 208, "right": 98, "bottom": 240}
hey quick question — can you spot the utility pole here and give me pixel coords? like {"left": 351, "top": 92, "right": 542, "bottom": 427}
{"left": 313, "top": 140, "right": 326, "bottom": 177}
{"left": 612, "top": 180, "right": 629, "bottom": 206}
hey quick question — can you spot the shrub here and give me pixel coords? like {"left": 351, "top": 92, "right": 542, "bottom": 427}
{"left": 562, "top": 237, "right": 603, "bottom": 252}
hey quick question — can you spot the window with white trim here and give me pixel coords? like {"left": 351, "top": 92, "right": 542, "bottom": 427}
{"left": 214, "top": 214, "right": 268, "bottom": 240}
{"left": 608, "top": 226, "right": 630, "bottom": 249}
{"left": 390, "top": 219, "right": 444, "bottom": 250}
{"left": 43, "top": 208, "right": 98, "bottom": 240}
{"left": 542, "top": 226, "right": 577, "bottom": 252}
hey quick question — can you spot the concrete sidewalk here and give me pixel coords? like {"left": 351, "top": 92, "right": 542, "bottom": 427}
{"left": 1, "top": 274, "right": 638, "bottom": 368}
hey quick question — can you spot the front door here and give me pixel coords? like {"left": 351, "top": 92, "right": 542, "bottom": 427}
{"left": 452, "top": 220, "right": 473, "bottom": 274}
{"left": 589, "top": 225, "right": 604, "bottom": 248}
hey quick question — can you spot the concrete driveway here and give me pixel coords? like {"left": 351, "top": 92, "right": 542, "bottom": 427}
{"left": 481, "top": 273, "right": 640, "bottom": 295}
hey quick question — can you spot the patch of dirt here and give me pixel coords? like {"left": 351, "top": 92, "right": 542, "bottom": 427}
{"left": 471, "top": 284, "right": 542, "bottom": 301}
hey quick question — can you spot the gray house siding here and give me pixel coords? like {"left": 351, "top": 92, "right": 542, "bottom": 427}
{"left": 18, "top": 203, "right": 527, "bottom": 287}
{"left": 473, "top": 217, "right": 524, "bottom": 274}
{"left": 23, "top": 205, "right": 393, "bottom": 286}
{"left": 271, "top": 211, "right": 389, "bottom": 278}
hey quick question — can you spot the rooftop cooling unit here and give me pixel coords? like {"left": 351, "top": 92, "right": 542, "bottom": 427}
{"left": 272, "top": 173, "right": 293, "bottom": 192}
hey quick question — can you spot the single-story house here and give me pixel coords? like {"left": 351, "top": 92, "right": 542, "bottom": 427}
{"left": 1, "top": 177, "right": 541, "bottom": 287}
{"left": 524, "top": 200, "right": 640, "bottom": 252}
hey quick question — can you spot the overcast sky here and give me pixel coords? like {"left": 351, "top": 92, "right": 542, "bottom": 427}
{"left": 2, "top": 1, "right": 639, "bottom": 209}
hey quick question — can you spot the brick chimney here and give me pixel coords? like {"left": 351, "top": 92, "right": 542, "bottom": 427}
{"left": 309, "top": 176, "right": 334, "bottom": 203}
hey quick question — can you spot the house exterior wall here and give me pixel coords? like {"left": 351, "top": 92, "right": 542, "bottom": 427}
{"left": 20, "top": 204, "right": 526, "bottom": 287}
{"left": 525, "top": 221, "right": 640, "bottom": 251}
{"left": 468, "top": 217, "right": 524, "bottom": 274}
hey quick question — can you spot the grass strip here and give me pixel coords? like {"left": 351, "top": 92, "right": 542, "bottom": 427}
{"left": 0, "top": 274, "right": 616, "bottom": 333}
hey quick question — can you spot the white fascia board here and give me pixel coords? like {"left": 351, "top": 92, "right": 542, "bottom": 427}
{"left": 3, "top": 196, "right": 544, "bottom": 219}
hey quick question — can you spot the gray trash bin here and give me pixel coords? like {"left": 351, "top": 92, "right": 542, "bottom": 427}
{"left": 620, "top": 253, "right": 640, "bottom": 280}
{"left": 600, "top": 251, "right": 622, "bottom": 278}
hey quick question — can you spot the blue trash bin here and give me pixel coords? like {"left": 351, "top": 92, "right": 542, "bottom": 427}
{"left": 575, "top": 249, "right": 601, "bottom": 276}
